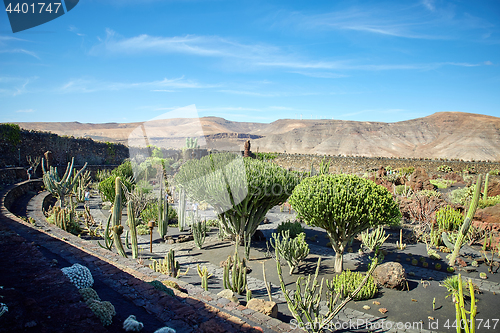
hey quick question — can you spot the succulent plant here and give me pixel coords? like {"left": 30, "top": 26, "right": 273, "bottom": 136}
{"left": 61, "top": 263, "right": 94, "bottom": 289}
{"left": 289, "top": 174, "right": 400, "bottom": 273}
{"left": 88, "top": 300, "right": 116, "bottom": 326}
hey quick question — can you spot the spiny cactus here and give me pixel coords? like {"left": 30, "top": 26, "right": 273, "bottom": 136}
{"left": 61, "top": 263, "right": 94, "bottom": 289}
{"left": 185, "top": 137, "right": 198, "bottom": 149}
{"left": 223, "top": 251, "right": 247, "bottom": 295}
{"left": 149, "top": 249, "right": 189, "bottom": 278}
{"left": 361, "top": 225, "right": 389, "bottom": 252}
{"left": 42, "top": 157, "right": 87, "bottom": 208}
{"left": 111, "top": 177, "right": 127, "bottom": 258}
{"left": 51, "top": 205, "right": 81, "bottom": 234}
{"left": 178, "top": 187, "right": 187, "bottom": 232}
{"left": 436, "top": 206, "right": 463, "bottom": 232}
{"left": 319, "top": 157, "right": 330, "bottom": 175}
{"left": 446, "top": 174, "right": 482, "bottom": 266}
{"left": 158, "top": 188, "right": 169, "bottom": 239}
{"left": 98, "top": 214, "right": 114, "bottom": 250}
{"left": 197, "top": 264, "right": 212, "bottom": 291}
{"left": 127, "top": 201, "right": 139, "bottom": 259}
{"left": 270, "top": 230, "right": 310, "bottom": 275}
{"left": 79, "top": 287, "right": 100, "bottom": 304}
{"left": 192, "top": 218, "right": 207, "bottom": 249}
{"left": 276, "top": 254, "right": 380, "bottom": 333}
{"left": 484, "top": 173, "right": 489, "bottom": 200}
{"left": 73, "top": 169, "right": 92, "bottom": 203}
{"left": 328, "top": 269, "right": 378, "bottom": 301}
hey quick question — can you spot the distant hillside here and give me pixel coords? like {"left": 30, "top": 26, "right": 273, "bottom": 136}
{"left": 15, "top": 112, "right": 500, "bottom": 161}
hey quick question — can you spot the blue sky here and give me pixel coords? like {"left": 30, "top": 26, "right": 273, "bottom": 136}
{"left": 1, "top": 0, "right": 499, "bottom": 124}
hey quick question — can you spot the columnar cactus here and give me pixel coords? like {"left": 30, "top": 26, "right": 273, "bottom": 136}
{"left": 178, "top": 187, "right": 187, "bottom": 232}
{"left": 112, "top": 177, "right": 127, "bottom": 258}
{"left": 222, "top": 251, "right": 247, "bottom": 295}
{"left": 158, "top": 187, "right": 168, "bottom": 238}
{"left": 197, "top": 264, "right": 212, "bottom": 291}
{"left": 149, "top": 249, "right": 189, "bottom": 278}
{"left": 42, "top": 157, "right": 87, "bottom": 208}
{"left": 484, "top": 173, "right": 489, "bottom": 200}
{"left": 446, "top": 174, "right": 482, "bottom": 266}
{"left": 192, "top": 219, "right": 207, "bottom": 249}
{"left": 270, "top": 230, "right": 310, "bottom": 275}
{"left": 127, "top": 201, "right": 139, "bottom": 259}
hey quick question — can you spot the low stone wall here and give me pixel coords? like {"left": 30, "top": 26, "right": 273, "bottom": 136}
{"left": 271, "top": 154, "right": 500, "bottom": 175}
{"left": 0, "top": 167, "right": 27, "bottom": 186}
{"left": 3, "top": 180, "right": 43, "bottom": 212}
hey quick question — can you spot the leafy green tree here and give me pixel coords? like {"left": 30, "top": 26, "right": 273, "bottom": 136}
{"left": 289, "top": 174, "right": 401, "bottom": 273}
{"left": 174, "top": 152, "right": 299, "bottom": 244}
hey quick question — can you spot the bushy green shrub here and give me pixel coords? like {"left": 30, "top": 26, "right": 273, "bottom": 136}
{"left": 111, "top": 160, "right": 134, "bottom": 180}
{"left": 329, "top": 270, "right": 377, "bottom": 300}
{"left": 398, "top": 167, "right": 415, "bottom": 176}
{"left": 139, "top": 201, "right": 177, "bottom": 224}
{"left": 289, "top": 174, "right": 400, "bottom": 273}
{"left": 436, "top": 206, "right": 463, "bottom": 231}
{"left": 98, "top": 175, "right": 133, "bottom": 203}
{"left": 449, "top": 186, "right": 473, "bottom": 205}
{"left": 256, "top": 152, "right": 278, "bottom": 160}
{"left": 136, "top": 224, "right": 149, "bottom": 235}
{"left": 276, "top": 220, "right": 304, "bottom": 239}
{"left": 419, "top": 189, "right": 442, "bottom": 198}
{"left": 429, "top": 179, "right": 455, "bottom": 189}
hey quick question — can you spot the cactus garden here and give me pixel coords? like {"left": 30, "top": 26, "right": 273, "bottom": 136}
{"left": 2, "top": 141, "right": 500, "bottom": 332}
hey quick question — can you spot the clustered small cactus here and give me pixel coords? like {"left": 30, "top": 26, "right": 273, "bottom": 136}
{"left": 270, "top": 230, "right": 310, "bottom": 275}
{"left": 223, "top": 251, "right": 247, "bottom": 295}
{"left": 328, "top": 269, "right": 378, "bottom": 301}
{"left": 149, "top": 249, "right": 189, "bottom": 278}
{"left": 197, "top": 264, "right": 212, "bottom": 291}
{"left": 61, "top": 263, "right": 94, "bottom": 289}
{"left": 361, "top": 225, "right": 389, "bottom": 252}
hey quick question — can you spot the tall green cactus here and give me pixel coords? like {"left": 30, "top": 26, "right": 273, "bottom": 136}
{"left": 447, "top": 174, "right": 482, "bottom": 267}
{"left": 483, "top": 173, "right": 489, "bottom": 200}
{"left": 192, "top": 218, "right": 207, "bottom": 249}
{"left": 157, "top": 187, "right": 168, "bottom": 239}
{"left": 127, "top": 201, "right": 139, "bottom": 259}
{"left": 165, "top": 249, "right": 189, "bottom": 278}
{"left": 197, "top": 264, "right": 212, "bottom": 291}
{"left": 42, "top": 157, "right": 87, "bottom": 208}
{"left": 178, "top": 187, "right": 187, "bottom": 232}
{"left": 98, "top": 214, "right": 113, "bottom": 250}
{"left": 223, "top": 251, "right": 247, "bottom": 295}
{"left": 111, "top": 177, "right": 127, "bottom": 258}
{"left": 270, "top": 231, "right": 310, "bottom": 275}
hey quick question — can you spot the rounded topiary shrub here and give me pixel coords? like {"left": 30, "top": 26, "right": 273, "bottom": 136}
{"left": 289, "top": 174, "right": 401, "bottom": 273}
{"left": 276, "top": 220, "right": 304, "bottom": 239}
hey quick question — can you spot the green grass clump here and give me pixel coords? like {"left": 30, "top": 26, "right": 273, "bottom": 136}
{"left": 330, "top": 270, "right": 377, "bottom": 301}
{"left": 449, "top": 186, "right": 473, "bottom": 205}
{"left": 419, "top": 189, "right": 441, "bottom": 198}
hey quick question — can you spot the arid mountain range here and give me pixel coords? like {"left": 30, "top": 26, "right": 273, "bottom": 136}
{"left": 15, "top": 112, "right": 500, "bottom": 161}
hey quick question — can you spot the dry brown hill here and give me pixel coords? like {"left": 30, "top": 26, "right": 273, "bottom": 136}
{"left": 15, "top": 112, "right": 500, "bottom": 161}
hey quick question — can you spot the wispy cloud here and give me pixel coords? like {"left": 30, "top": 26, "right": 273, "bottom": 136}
{"left": 289, "top": 71, "right": 348, "bottom": 79}
{"left": 0, "top": 76, "right": 38, "bottom": 96}
{"left": 59, "top": 76, "right": 217, "bottom": 93}
{"left": 276, "top": 2, "right": 495, "bottom": 41}
{"left": 0, "top": 48, "right": 40, "bottom": 59}
{"left": 16, "top": 109, "right": 35, "bottom": 113}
